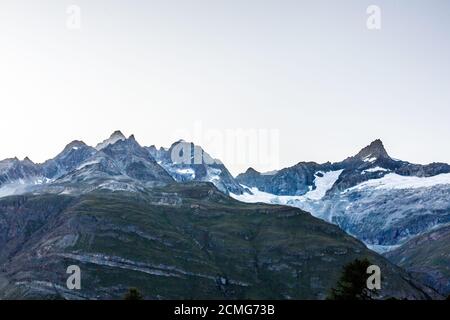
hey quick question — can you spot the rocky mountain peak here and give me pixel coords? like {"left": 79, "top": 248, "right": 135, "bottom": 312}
{"left": 245, "top": 167, "right": 260, "bottom": 175}
{"left": 355, "top": 139, "right": 390, "bottom": 161}
{"left": 22, "top": 157, "right": 34, "bottom": 165}
{"left": 63, "top": 140, "right": 87, "bottom": 152}
{"left": 96, "top": 130, "right": 127, "bottom": 150}
{"left": 111, "top": 130, "right": 126, "bottom": 138}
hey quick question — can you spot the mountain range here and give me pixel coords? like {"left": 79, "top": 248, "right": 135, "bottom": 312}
{"left": 234, "top": 139, "right": 450, "bottom": 296}
{"left": 0, "top": 131, "right": 448, "bottom": 298}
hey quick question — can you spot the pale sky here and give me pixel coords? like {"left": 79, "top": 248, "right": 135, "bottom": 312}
{"left": 1, "top": 0, "right": 449, "bottom": 175}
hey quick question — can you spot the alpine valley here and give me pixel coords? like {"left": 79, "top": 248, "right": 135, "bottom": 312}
{"left": 0, "top": 132, "right": 447, "bottom": 299}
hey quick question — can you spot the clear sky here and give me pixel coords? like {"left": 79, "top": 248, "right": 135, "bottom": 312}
{"left": 1, "top": 0, "right": 449, "bottom": 175}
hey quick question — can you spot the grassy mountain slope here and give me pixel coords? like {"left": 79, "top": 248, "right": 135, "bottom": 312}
{"left": 0, "top": 183, "right": 438, "bottom": 299}
{"left": 385, "top": 224, "right": 450, "bottom": 296}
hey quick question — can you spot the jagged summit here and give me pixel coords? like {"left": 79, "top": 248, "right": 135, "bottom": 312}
{"left": 354, "top": 139, "right": 390, "bottom": 161}
{"left": 96, "top": 130, "right": 127, "bottom": 150}
{"left": 0, "top": 157, "right": 34, "bottom": 166}
{"left": 63, "top": 140, "right": 88, "bottom": 152}
{"left": 112, "top": 130, "right": 126, "bottom": 138}
{"left": 146, "top": 139, "right": 245, "bottom": 195}
{"left": 245, "top": 167, "right": 260, "bottom": 175}
{"left": 23, "top": 157, "right": 34, "bottom": 164}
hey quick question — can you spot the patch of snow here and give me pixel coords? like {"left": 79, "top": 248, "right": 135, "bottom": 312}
{"left": 77, "top": 159, "right": 101, "bottom": 170}
{"left": 60, "top": 189, "right": 74, "bottom": 195}
{"left": 34, "top": 177, "right": 52, "bottom": 184}
{"left": 349, "top": 173, "right": 450, "bottom": 191}
{"left": 362, "top": 167, "right": 389, "bottom": 174}
{"left": 176, "top": 168, "right": 196, "bottom": 178}
{"left": 230, "top": 186, "right": 283, "bottom": 204}
{"left": 206, "top": 167, "right": 222, "bottom": 183}
{"left": 363, "top": 156, "right": 377, "bottom": 163}
{"left": 307, "top": 170, "right": 344, "bottom": 200}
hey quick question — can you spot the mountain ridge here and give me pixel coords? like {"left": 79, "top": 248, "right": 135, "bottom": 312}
{"left": 1, "top": 133, "right": 449, "bottom": 297}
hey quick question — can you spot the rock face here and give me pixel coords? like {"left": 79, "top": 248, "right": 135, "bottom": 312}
{"left": 0, "top": 131, "right": 177, "bottom": 198}
{"left": 385, "top": 225, "right": 450, "bottom": 297}
{"left": 0, "top": 157, "right": 42, "bottom": 187}
{"left": 42, "top": 141, "right": 97, "bottom": 179}
{"left": 147, "top": 140, "right": 247, "bottom": 195}
{"left": 0, "top": 183, "right": 438, "bottom": 300}
{"left": 237, "top": 163, "right": 335, "bottom": 196}
{"left": 352, "top": 139, "right": 390, "bottom": 160}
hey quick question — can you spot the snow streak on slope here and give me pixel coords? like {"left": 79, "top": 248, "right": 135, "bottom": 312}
{"left": 175, "top": 168, "right": 196, "bottom": 179}
{"left": 307, "top": 170, "right": 344, "bottom": 200}
{"left": 362, "top": 167, "right": 389, "bottom": 174}
{"left": 230, "top": 187, "right": 285, "bottom": 204}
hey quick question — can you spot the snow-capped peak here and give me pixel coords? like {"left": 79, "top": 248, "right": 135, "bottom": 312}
{"left": 95, "top": 130, "right": 127, "bottom": 150}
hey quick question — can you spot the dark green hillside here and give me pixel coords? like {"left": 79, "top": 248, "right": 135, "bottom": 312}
{"left": 386, "top": 224, "right": 450, "bottom": 296}
{"left": 0, "top": 183, "right": 437, "bottom": 299}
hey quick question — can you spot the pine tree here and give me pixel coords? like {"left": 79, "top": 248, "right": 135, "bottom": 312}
{"left": 124, "top": 287, "right": 144, "bottom": 300}
{"left": 328, "top": 258, "right": 377, "bottom": 300}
